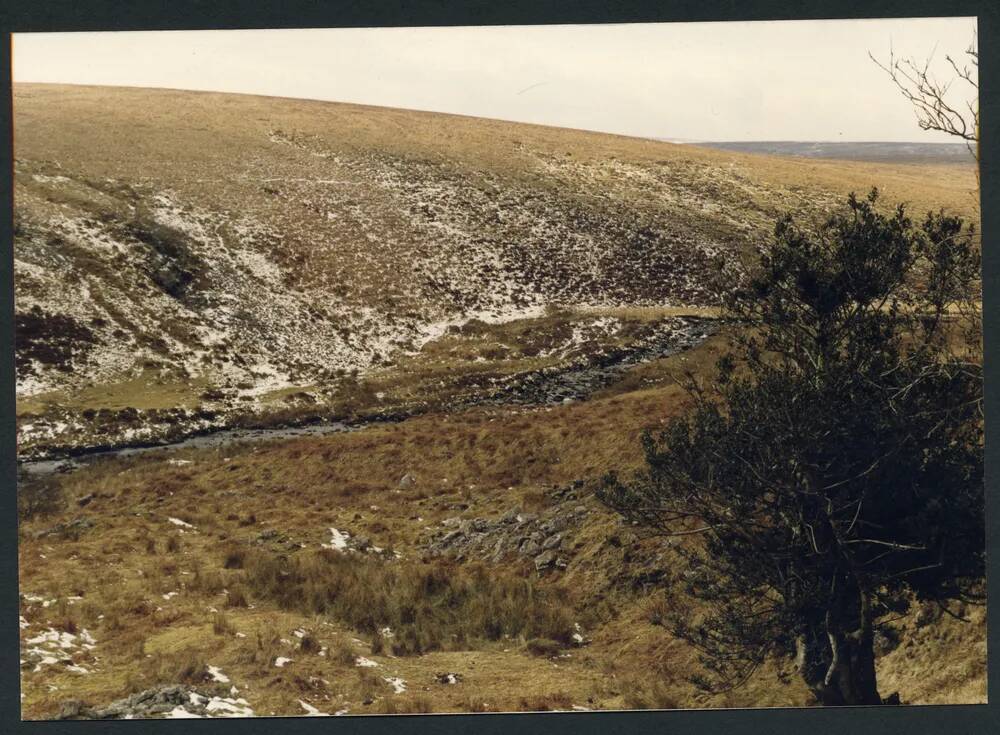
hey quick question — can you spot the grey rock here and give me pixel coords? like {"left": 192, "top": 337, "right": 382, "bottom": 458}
{"left": 56, "top": 701, "right": 87, "bottom": 720}
{"left": 54, "top": 685, "right": 204, "bottom": 720}
{"left": 534, "top": 550, "right": 558, "bottom": 570}
{"left": 500, "top": 508, "right": 521, "bottom": 524}
{"left": 399, "top": 474, "right": 417, "bottom": 489}
{"left": 35, "top": 516, "right": 95, "bottom": 540}
{"left": 441, "top": 530, "right": 464, "bottom": 545}
{"left": 542, "top": 533, "right": 563, "bottom": 551}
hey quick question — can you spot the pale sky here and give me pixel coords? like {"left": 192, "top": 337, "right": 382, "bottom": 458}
{"left": 12, "top": 17, "right": 978, "bottom": 142}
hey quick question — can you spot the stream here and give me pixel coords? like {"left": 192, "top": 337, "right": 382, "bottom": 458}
{"left": 18, "top": 316, "right": 718, "bottom": 478}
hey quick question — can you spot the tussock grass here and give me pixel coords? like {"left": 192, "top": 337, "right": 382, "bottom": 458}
{"left": 376, "top": 695, "right": 434, "bottom": 714}
{"left": 235, "top": 548, "right": 576, "bottom": 655}
{"left": 224, "top": 585, "right": 249, "bottom": 609}
{"left": 518, "top": 691, "right": 574, "bottom": 712}
{"left": 212, "top": 612, "right": 236, "bottom": 636}
{"left": 16, "top": 333, "right": 986, "bottom": 715}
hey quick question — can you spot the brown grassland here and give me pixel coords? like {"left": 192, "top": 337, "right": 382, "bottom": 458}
{"left": 18, "top": 332, "right": 986, "bottom": 716}
{"left": 15, "top": 84, "right": 984, "bottom": 717}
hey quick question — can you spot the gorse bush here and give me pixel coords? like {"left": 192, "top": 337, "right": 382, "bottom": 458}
{"left": 234, "top": 548, "right": 576, "bottom": 654}
{"left": 601, "top": 190, "right": 984, "bottom": 706}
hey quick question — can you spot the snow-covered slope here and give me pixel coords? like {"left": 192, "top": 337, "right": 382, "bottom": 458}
{"left": 12, "top": 84, "right": 978, "bottom": 456}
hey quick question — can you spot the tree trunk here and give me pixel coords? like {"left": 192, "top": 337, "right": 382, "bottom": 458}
{"left": 796, "top": 626, "right": 882, "bottom": 705}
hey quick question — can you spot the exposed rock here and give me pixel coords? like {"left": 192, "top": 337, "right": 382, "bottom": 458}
{"left": 520, "top": 539, "right": 541, "bottom": 557}
{"left": 500, "top": 508, "right": 520, "bottom": 524}
{"left": 399, "top": 474, "right": 417, "bottom": 489}
{"left": 54, "top": 684, "right": 254, "bottom": 720}
{"left": 422, "top": 481, "right": 593, "bottom": 573}
{"left": 34, "top": 516, "right": 94, "bottom": 540}
{"left": 534, "top": 550, "right": 558, "bottom": 571}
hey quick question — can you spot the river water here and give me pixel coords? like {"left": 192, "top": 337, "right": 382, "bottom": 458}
{"left": 18, "top": 316, "right": 717, "bottom": 478}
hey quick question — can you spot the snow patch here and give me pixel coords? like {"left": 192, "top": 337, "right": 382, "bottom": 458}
{"left": 298, "top": 700, "right": 329, "bottom": 716}
{"left": 383, "top": 676, "right": 407, "bottom": 694}
{"left": 322, "top": 528, "right": 350, "bottom": 551}
{"left": 206, "top": 665, "right": 230, "bottom": 683}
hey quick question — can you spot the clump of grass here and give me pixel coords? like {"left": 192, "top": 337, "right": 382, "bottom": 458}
{"left": 375, "top": 695, "right": 434, "bottom": 715}
{"left": 525, "top": 638, "right": 563, "bottom": 657}
{"left": 225, "top": 585, "right": 249, "bottom": 609}
{"left": 518, "top": 692, "right": 574, "bottom": 711}
{"left": 223, "top": 546, "right": 247, "bottom": 569}
{"left": 234, "top": 548, "right": 578, "bottom": 655}
{"left": 622, "top": 679, "right": 681, "bottom": 710}
{"left": 166, "top": 535, "right": 182, "bottom": 553}
{"left": 463, "top": 696, "right": 493, "bottom": 713}
{"left": 354, "top": 669, "right": 386, "bottom": 702}
{"left": 212, "top": 612, "right": 236, "bottom": 636}
{"left": 330, "top": 639, "right": 357, "bottom": 666}
{"left": 162, "top": 651, "right": 208, "bottom": 685}
{"left": 189, "top": 566, "right": 225, "bottom": 596}
{"left": 54, "top": 616, "right": 79, "bottom": 634}
{"left": 643, "top": 594, "right": 672, "bottom": 627}
{"left": 299, "top": 632, "right": 321, "bottom": 654}
{"left": 234, "top": 626, "right": 285, "bottom": 675}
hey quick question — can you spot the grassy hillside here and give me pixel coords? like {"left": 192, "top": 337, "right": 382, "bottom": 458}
{"left": 15, "top": 84, "right": 984, "bottom": 718}
{"left": 13, "top": 83, "right": 979, "bottom": 457}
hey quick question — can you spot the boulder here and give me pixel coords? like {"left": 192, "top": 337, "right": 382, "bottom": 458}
{"left": 542, "top": 533, "right": 563, "bottom": 551}
{"left": 500, "top": 508, "right": 521, "bottom": 524}
{"left": 534, "top": 550, "right": 558, "bottom": 571}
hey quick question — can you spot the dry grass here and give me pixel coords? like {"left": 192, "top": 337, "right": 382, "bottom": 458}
{"left": 17, "top": 328, "right": 986, "bottom": 717}
{"left": 13, "top": 83, "right": 985, "bottom": 717}
{"left": 13, "top": 84, "right": 978, "bottom": 226}
{"left": 234, "top": 547, "right": 578, "bottom": 654}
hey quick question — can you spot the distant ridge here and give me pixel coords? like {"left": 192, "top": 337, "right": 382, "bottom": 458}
{"left": 693, "top": 140, "right": 971, "bottom": 164}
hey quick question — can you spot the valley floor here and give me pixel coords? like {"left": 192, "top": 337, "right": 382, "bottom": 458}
{"left": 18, "top": 334, "right": 987, "bottom": 718}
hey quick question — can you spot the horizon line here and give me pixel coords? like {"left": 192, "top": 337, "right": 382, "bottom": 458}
{"left": 12, "top": 80, "right": 968, "bottom": 148}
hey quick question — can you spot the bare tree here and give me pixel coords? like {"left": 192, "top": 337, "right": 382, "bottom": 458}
{"left": 870, "top": 33, "right": 979, "bottom": 162}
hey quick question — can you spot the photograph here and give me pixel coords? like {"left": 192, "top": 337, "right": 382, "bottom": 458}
{"left": 12, "top": 16, "right": 985, "bottom": 719}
